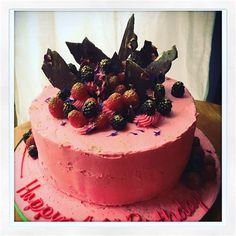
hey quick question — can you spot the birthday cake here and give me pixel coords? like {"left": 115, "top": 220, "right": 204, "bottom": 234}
{"left": 14, "top": 14, "right": 220, "bottom": 221}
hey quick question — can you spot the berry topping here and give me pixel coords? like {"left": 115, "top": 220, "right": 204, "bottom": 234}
{"left": 171, "top": 81, "right": 185, "bottom": 98}
{"left": 105, "top": 92, "right": 124, "bottom": 112}
{"left": 140, "top": 99, "right": 156, "bottom": 115}
{"left": 71, "top": 82, "right": 89, "bottom": 100}
{"left": 82, "top": 100, "right": 98, "bottom": 118}
{"left": 111, "top": 114, "right": 127, "bottom": 131}
{"left": 68, "top": 63, "right": 78, "bottom": 75}
{"left": 68, "top": 110, "right": 88, "bottom": 128}
{"left": 100, "top": 58, "right": 112, "bottom": 74}
{"left": 23, "top": 129, "right": 32, "bottom": 143}
{"left": 155, "top": 84, "right": 165, "bottom": 101}
{"left": 156, "top": 99, "right": 172, "bottom": 116}
{"left": 63, "top": 102, "right": 77, "bottom": 118}
{"left": 95, "top": 112, "right": 109, "bottom": 130}
{"left": 80, "top": 65, "right": 94, "bottom": 82}
{"left": 25, "top": 135, "right": 35, "bottom": 147}
{"left": 28, "top": 145, "right": 38, "bottom": 159}
{"left": 114, "top": 84, "right": 127, "bottom": 95}
{"left": 57, "top": 88, "right": 71, "bottom": 101}
{"left": 48, "top": 97, "right": 64, "bottom": 119}
{"left": 123, "top": 89, "right": 140, "bottom": 107}
{"left": 123, "top": 105, "right": 136, "bottom": 122}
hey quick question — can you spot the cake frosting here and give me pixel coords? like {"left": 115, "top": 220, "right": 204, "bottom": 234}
{"left": 29, "top": 78, "right": 196, "bottom": 206}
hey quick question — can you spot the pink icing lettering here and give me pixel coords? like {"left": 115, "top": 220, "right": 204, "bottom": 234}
{"left": 22, "top": 191, "right": 36, "bottom": 202}
{"left": 34, "top": 205, "right": 54, "bottom": 220}
{"left": 23, "top": 198, "right": 44, "bottom": 211}
{"left": 16, "top": 179, "right": 41, "bottom": 198}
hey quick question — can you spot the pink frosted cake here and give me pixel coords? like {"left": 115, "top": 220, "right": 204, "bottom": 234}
{"left": 14, "top": 14, "right": 220, "bottom": 221}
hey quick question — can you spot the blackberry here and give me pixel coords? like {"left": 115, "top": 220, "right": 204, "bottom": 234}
{"left": 171, "top": 81, "right": 185, "bottom": 98}
{"left": 122, "top": 105, "right": 136, "bottom": 123}
{"left": 63, "top": 102, "right": 76, "bottom": 118}
{"left": 80, "top": 65, "right": 94, "bottom": 82}
{"left": 155, "top": 84, "right": 165, "bottom": 101}
{"left": 111, "top": 114, "right": 127, "bottom": 130}
{"left": 140, "top": 99, "right": 156, "bottom": 116}
{"left": 68, "top": 63, "right": 78, "bottom": 75}
{"left": 57, "top": 88, "right": 71, "bottom": 101}
{"left": 82, "top": 100, "right": 98, "bottom": 118}
{"left": 157, "top": 73, "right": 165, "bottom": 84}
{"left": 28, "top": 145, "right": 38, "bottom": 159}
{"left": 23, "top": 129, "right": 32, "bottom": 143}
{"left": 156, "top": 99, "right": 172, "bottom": 115}
{"left": 100, "top": 58, "right": 112, "bottom": 74}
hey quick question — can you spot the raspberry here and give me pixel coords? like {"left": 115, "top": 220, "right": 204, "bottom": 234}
{"left": 68, "top": 110, "right": 88, "bottom": 128}
{"left": 63, "top": 102, "right": 76, "bottom": 118}
{"left": 82, "top": 100, "right": 98, "bottom": 118}
{"left": 171, "top": 81, "right": 185, "bottom": 98}
{"left": 156, "top": 99, "right": 172, "bottom": 115}
{"left": 123, "top": 89, "right": 140, "bottom": 107}
{"left": 48, "top": 97, "right": 64, "bottom": 119}
{"left": 80, "top": 65, "right": 94, "bottom": 82}
{"left": 95, "top": 112, "right": 109, "bottom": 130}
{"left": 25, "top": 135, "right": 35, "bottom": 147}
{"left": 111, "top": 114, "right": 127, "bottom": 130}
{"left": 105, "top": 92, "right": 124, "bottom": 112}
{"left": 23, "top": 129, "right": 32, "bottom": 143}
{"left": 140, "top": 99, "right": 156, "bottom": 115}
{"left": 28, "top": 145, "right": 38, "bottom": 159}
{"left": 100, "top": 58, "right": 112, "bottom": 74}
{"left": 114, "top": 84, "right": 127, "bottom": 95}
{"left": 155, "top": 84, "right": 165, "bottom": 101}
{"left": 57, "top": 88, "right": 71, "bottom": 101}
{"left": 71, "top": 82, "right": 89, "bottom": 100}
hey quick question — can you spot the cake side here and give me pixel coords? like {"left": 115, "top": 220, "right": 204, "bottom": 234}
{"left": 29, "top": 78, "right": 197, "bottom": 206}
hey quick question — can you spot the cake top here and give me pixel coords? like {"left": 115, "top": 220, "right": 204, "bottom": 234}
{"left": 40, "top": 14, "right": 185, "bottom": 135}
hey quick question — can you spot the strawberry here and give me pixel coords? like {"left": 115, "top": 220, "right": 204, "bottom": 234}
{"left": 68, "top": 110, "right": 88, "bottom": 128}
{"left": 95, "top": 112, "right": 109, "bottom": 130}
{"left": 48, "top": 97, "right": 64, "bottom": 118}
{"left": 105, "top": 92, "right": 124, "bottom": 112}
{"left": 25, "top": 135, "right": 35, "bottom": 147}
{"left": 123, "top": 89, "right": 139, "bottom": 107}
{"left": 71, "top": 82, "right": 89, "bottom": 100}
{"left": 114, "top": 84, "right": 127, "bottom": 95}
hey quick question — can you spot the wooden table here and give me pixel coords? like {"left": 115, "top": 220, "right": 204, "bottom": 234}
{"left": 14, "top": 100, "right": 222, "bottom": 222}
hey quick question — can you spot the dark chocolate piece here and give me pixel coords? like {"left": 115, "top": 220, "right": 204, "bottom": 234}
{"left": 118, "top": 14, "right": 138, "bottom": 61}
{"left": 66, "top": 37, "right": 109, "bottom": 65}
{"left": 125, "top": 59, "right": 153, "bottom": 102}
{"left": 146, "top": 45, "right": 178, "bottom": 83}
{"left": 41, "top": 49, "right": 78, "bottom": 90}
{"left": 110, "top": 52, "right": 122, "bottom": 74}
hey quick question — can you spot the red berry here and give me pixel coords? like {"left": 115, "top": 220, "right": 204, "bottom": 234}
{"left": 71, "top": 82, "right": 89, "bottom": 100}
{"left": 114, "top": 84, "right": 127, "bottom": 95}
{"left": 95, "top": 113, "right": 109, "bottom": 130}
{"left": 48, "top": 97, "right": 64, "bottom": 118}
{"left": 105, "top": 92, "right": 124, "bottom": 112}
{"left": 85, "top": 97, "right": 98, "bottom": 106}
{"left": 68, "top": 110, "right": 88, "bottom": 128}
{"left": 123, "top": 89, "right": 140, "bottom": 107}
{"left": 185, "top": 172, "right": 202, "bottom": 190}
{"left": 25, "top": 135, "right": 35, "bottom": 147}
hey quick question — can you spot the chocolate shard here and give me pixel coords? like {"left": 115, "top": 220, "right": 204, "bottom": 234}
{"left": 146, "top": 45, "right": 178, "bottom": 81}
{"left": 66, "top": 37, "right": 109, "bottom": 65}
{"left": 110, "top": 52, "right": 122, "bottom": 74}
{"left": 41, "top": 48, "right": 77, "bottom": 90}
{"left": 118, "top": 14, "right": 138, "bottom": 61}
{"left": 125, "top": 59, "right": 153, "bottom": 102}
